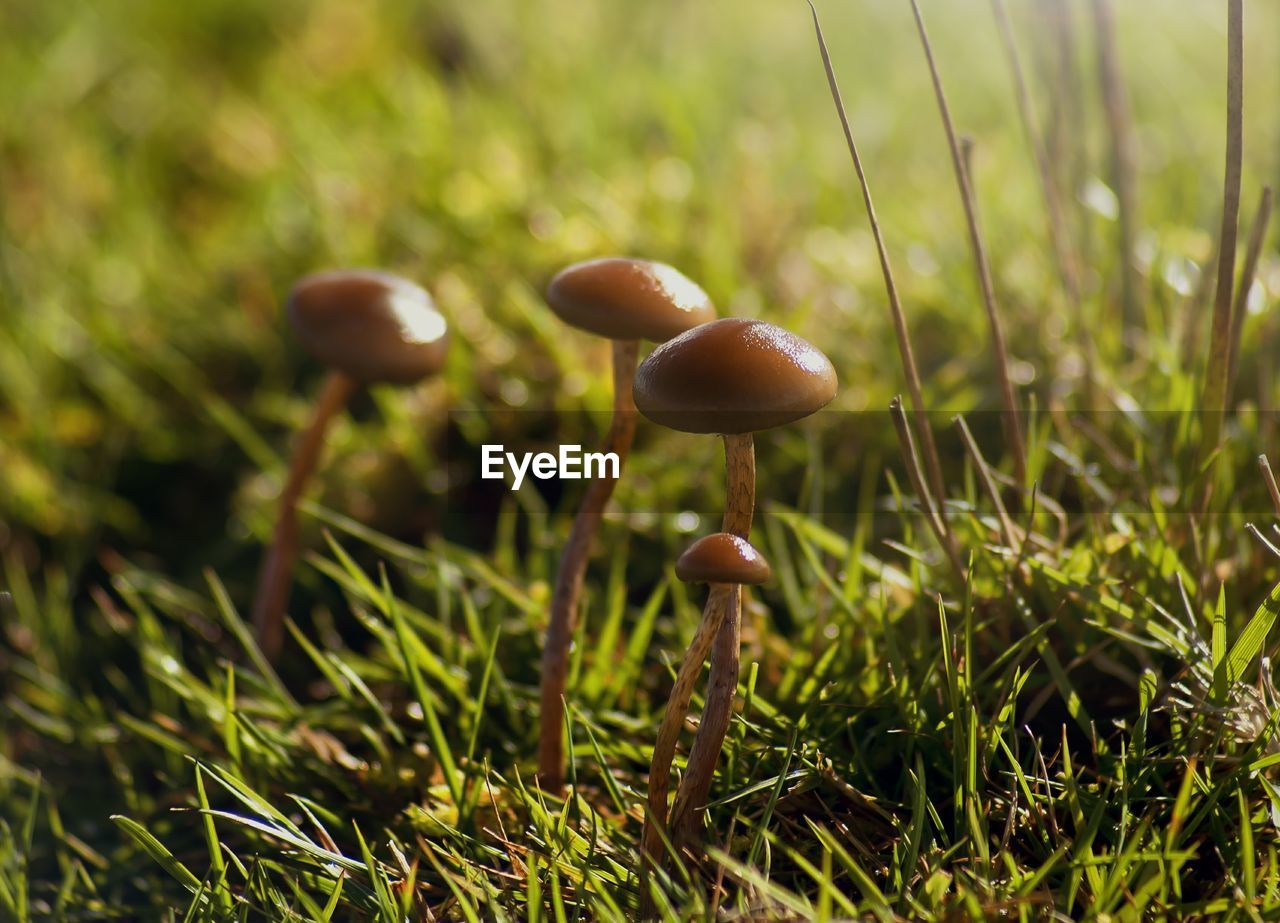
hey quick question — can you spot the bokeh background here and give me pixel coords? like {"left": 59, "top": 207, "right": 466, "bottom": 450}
{"left": 3, "top": 0, "right": 1278, "bottom": 586}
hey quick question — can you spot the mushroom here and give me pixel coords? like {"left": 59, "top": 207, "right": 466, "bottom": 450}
{"left": 538, "top": 257, "right": 714, "bottom": 791}
{"left": 641, "top": 532, "right": 770, "bottom": 866}
{"left": 633, "top": 317, "right": 836, "bottom": 851}
{"left": 251, "top": 269, "right": 449, "bottom": 660}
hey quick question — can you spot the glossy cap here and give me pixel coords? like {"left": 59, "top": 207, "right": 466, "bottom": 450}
{"left": 676, "top": 533, "right": 771, "bottom": 585}
{"left": 287, "top": 269, "right": 449, "bottom": 385}
{"left": 545, "top": 257, "right": 714, "bottom": 342}
{"left": 634, "top": 317, "right": 837, "bottom": 434}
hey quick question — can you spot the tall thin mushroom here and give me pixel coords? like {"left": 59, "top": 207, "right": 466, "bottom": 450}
{"left": 252, "top": 269, "right": 449, "bottom": 660}
{"left": 634, "top": 317, "right": 836, "bottom": 853}
{"left": 641, "top": 532, "right": 770, "bottom": 866}
{"left": 539, "top": 258, "right": 714, "bottom": 791}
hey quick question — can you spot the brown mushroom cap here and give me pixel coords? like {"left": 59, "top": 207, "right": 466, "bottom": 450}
{"left": 287, "top": 269, "right": 449, "bottom": 385}
{"left": 634, "top": 317, "right": 837, "bottom": 434}
{"left": 676, "top": 533, "right": 771, "bottom": 585}
{"left": 545, "top": 257, "right": 715, "bottom": 342}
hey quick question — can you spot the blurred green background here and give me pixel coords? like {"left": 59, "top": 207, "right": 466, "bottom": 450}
{"left": 1, "top": 0, "right": 1278, "bottom": 588}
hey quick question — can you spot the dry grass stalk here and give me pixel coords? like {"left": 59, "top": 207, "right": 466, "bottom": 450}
{"left": 890, "top": 396, "right": 965, "bottom": 585}
{"left": 955, "top": 414, "right": 1022, "bottom": 556}
{"left": 991, "top": 0, "right": 1082, "bottom": 306}
{"left": 908, "top": 0, "right": 1027, "bottom": 489}
{"left": 1225, "top": 186, "right": 1273, "bottom": 402}
{"left": 1259, "top": 455, "right": 1280, "bottom": 518}
{"left": 1044, "top": 0, "right": 1086, "bottom": 233}
{"left": 992, "top": 0, "right": 1099, "bottom": 410}
{"left": 1197, "top": 0, "right": 1245, "bottom": 516}
{"left": 807, "top": 1, "right": 948, "bottom": 521}
{"left": 1089, "top": 0, "right": 1141, "bottom": 339}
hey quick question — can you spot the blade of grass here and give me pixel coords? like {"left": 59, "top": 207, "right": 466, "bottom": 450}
{"left": 111, "top": 816, "right": 202, "bottom": 894}
{"left": 194, "top": 768, "right": 232, "bottom": 915}
{"left": 1211, "top": 584, "right": 1228, "bottom": 703}
{"left": 383, "top": 566, "right": 463, "bottom": 807}
{"left": 1223, "top": 578, "right": 1280, "bottom": 688}
{"left": 203, "top": 569, "right": 296, "bottom": 711}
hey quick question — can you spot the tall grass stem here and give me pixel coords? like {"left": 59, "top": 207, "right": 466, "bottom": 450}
{"left": 807, "top": 1, "right": 948, "bottom": 521}
{"left": 908, "top": 0, "right": 1027, "bottom": 489}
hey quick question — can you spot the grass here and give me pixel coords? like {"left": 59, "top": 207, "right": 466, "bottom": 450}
{"left": 5, "top": 0, "right": 1280, "bottom": 917}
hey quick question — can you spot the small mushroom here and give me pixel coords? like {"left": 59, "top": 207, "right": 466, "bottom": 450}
{"left": 674, "top": 532, "right": 772, "bottom": 586}
{"left": 538, "top": 257, "right": 714, "bottom": 792}
{"left": 641, "top": 533, "right": 770, "bottom": 866}
{"left": 251, "top": 269, "right": 448, "bottom": 660}
{"left": 634, "top": 317, "right": 835, "bottom": 852}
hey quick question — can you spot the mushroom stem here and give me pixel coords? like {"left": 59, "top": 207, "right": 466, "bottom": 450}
{"left": 667, "top": 433, "right": 755, "bottom": 848}
{"left": 721, "top": 433, "right": 756, "bottom": 540}
{"left": 641, "top": 582, "right": 735, "bottom": 864}
{"left": 252, "top": 370, "right": 357, "bottom": 660}
{"left": 538, "top": 338, "right": 639, "bottom": 791}
{"left": 669, "top": 587, "right": 742, "bottom": 851}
